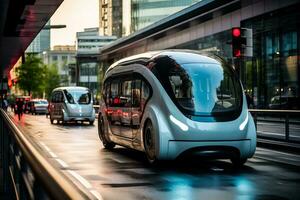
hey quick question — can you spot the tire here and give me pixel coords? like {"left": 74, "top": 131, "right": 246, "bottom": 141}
{"left": 143, "top": 120, "right": 159, "bottom": 164}
{"left": 230, "top": 157, "right": 247, "bottom": 167}
{"left": 98, "top": 116, "right": 115, "bottom": 149}
{"left": 89, "top": 121, "right": 94, "bottom": 125}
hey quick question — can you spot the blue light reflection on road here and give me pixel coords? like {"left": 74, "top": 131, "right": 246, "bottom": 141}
{"left": 161, "top": 172, "right": 256, "bottom": 200}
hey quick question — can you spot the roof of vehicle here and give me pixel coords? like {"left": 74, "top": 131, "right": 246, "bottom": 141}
{"left": 106, "top": 50, "right": 223, "bottom": 75}
{"left": 52, "top": 86, "right": 90, "bottom": 92}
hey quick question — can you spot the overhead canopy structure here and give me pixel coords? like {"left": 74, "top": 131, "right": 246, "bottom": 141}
{"left": 0, "top": 0, "right": 63, "bottom": 73}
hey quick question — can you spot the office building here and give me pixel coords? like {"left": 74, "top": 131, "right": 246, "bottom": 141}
{"left": 26, "top": 21, "right": 51, "bottom": 53}
{"left": 76, "top": 28, "right": 116, "bottom": 95}
{"left": 99, "top": 0, "right": 300, "bottom": 110}
{"left": 41, "top": 45, "right": 76, "bottom": 86}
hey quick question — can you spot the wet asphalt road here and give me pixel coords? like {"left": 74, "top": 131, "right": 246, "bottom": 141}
{"left": 10, "top": 113, "right": 300, "bottom": 200}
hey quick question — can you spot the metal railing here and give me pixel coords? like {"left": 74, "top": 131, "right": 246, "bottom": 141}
{"left": 0, "top": 109, "right": 91, "bottom": 199}
{"left": 249, "top": 109, "right": 300, "bottom": 142}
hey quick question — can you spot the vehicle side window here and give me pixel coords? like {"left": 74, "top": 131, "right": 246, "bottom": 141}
{"left": 103, "top": 81, "right": 110, "bottom": 105}
{"left": 141, "top": 81, "right": 150, "bottom": 111}
{"left": 57, "top": 91, "right": 64, "bottom": 103}
{"left": 64, "top": 90, "right": 75, "bottom": 104}
{"left": 132, "top": 79, "right": 141, "bottom": 108}
{"left": 51, "top": 92, "right": 56, "bottom": 103}
{"left": 121, "top": 80, "right": 132, "bottom": 107}
{"left": 52, "top": 92, "right": 60, "bottom": 103}
{"left": 109, "top": 80, "right": 120, "bottom": 107}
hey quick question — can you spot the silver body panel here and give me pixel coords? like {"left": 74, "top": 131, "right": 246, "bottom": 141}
{"left": 99, "top": 51, "right": 256, "bottom": 160}
{"left": 50, "top": 87, "right": 95, "bottom": 123}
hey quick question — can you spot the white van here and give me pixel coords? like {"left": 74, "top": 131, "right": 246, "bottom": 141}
{"left": 49, "top": 86, "right": 95, "bottom": 125}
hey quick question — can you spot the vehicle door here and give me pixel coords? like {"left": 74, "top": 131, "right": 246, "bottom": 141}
{"left": 107, "top": 78, "right": 122, "bottom": 136}
{"left": 132, "top": 78, "right": 151, "bottom": 143}
{"left": 50, "top": 92, "right": 57, "bottom": 117}
{"left": 51, "top": 91, "right": 64, "bottom": 118}
{"left": 119, "top": 77, "right": 133, "bottom": 138}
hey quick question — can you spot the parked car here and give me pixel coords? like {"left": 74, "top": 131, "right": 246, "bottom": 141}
{"left": 269, "top": 95, "right": 300, "bottom": 110}
{"left": 30, "top": 99, "right": 49, "bottom": 115}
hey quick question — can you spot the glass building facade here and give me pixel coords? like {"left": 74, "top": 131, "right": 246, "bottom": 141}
{"left": 241, "top": 6, "right": 299, "bottom": 109}
{"left": 131, "top": 0, "right": 201, "bottom": 31}
{"left": 26, "top": 21, "right": 51, "bottom": 53}
{"left": 99, "top": 0, "right": 300, "bottom": 110}
{"left": 173, "top": 5, "right": 300, "bottom": 109}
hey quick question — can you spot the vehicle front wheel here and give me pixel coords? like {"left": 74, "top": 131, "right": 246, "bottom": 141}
{"left": 143, "top": 120, "right": 159, "bottom": 164}
{"left": 98, "top": 116, "right": 115, "bottom": 149}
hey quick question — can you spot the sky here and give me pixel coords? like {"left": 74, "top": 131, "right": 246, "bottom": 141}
{"left": 50, "top": 0, "right": 99, "bottom": 48}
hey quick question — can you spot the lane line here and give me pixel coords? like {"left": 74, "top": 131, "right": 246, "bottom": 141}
{"left": 90, "top": 190, "right": 103, "bottom": 200}
{"left": 27, "top": 124, "right": 104, "bottom": 199}
{"left": 39, "top": 142, "right": 58, "bottom": 158}
{"left": 257, "top": 131, "right": 300, "bottom": 139}
{"left": 55, "top": 158, "right": 69, "bottom": 168}
{"left": 40, "top": 142, "right": 52, "bottom": 152}
{"left": 67, "top": 170, "right": 92, "bottom": 189}
{"left": 254, "top": 155, "right": 300, "bottom": 167}
{"left": 256, "top": 147, "right": 300, "bottom": 158}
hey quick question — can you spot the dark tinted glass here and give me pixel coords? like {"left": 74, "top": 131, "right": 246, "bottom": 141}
{"left": 152, "top": 61, "right": 242, "bottom": 117}
{"left": 63, "top": 89, "right": 91, "bottom": 104}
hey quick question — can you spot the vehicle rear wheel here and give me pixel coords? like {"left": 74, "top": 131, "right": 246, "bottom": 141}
{"left": 144, "top": 120, "right": 158, "bottom": 164}
{"left": 98, "top": 116, "right": 115, "bottom": 149}
{"left": 230, "top": 157, "right": 247, "bottom": 167}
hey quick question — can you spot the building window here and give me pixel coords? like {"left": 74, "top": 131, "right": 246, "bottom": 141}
{"left": 52, "top": 56, "right": 58, "bottom": 61}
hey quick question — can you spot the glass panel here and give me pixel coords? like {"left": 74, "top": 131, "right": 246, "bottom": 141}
{"left": 141, "top": 81, "right": 150, "bottom": 111}
{"left": 120, "top": 80, "right": 132, "bottom": 107}
{"left": 152, "top": 61, "right": 242, "bottom": 116}
{"left": 132, "top": 80, "right": 141, "bottom": 107}
{"left": 63, "top": 89, "right": 91, "bottom": 104}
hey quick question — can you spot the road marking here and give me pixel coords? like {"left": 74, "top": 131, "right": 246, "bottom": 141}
{"left": 39, "top": 142, "right": 58, "bottom": 158}
{"left": 35, "top": 135, "right": 104, "bottom": 199}
{"left": 257, "top": 131, "right": 300, "bottom": 139}
{"left": 67, "top": 170, "right": 92, "bottom": 189}
{"left": 90, "top": 190, "right": 103, "bottom": 200}
{"left": 55, "top": 158, "right": 69, "bottom": 168}
{"left": 257, "top": 147, "right": 300, "bottom": 158}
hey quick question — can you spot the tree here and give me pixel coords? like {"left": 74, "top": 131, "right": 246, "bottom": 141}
{"left": 44, "top": 64, "right": 61, "bottom": 100}
{"left": 16, "top": 54, "right": 46, "bottom": 96}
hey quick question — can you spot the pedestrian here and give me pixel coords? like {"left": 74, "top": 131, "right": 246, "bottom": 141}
{"left": 3, "top": 98, "right": 8, "bottom": 111}
{"left": 16, "top": 98, "right": 24, "bottom": 120}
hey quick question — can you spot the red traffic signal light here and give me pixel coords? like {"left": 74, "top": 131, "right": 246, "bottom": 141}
{"left": 232, "top": 28, "right": 241, "bottom": 37}
{"left": 232, "top": 27, "right": 242, "bottom": 57}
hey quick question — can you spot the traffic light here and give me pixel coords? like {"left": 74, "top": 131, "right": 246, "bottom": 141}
{"left": 232, "top": 27, "right": 253, "bottom": 57}
{"left": 232, "top": 27, "right": 242, "bottom": 57}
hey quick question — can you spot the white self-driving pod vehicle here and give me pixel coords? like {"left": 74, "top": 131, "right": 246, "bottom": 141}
{"left": 49, "top": 86, "right": 95, "bottom": 125}
{"left": 98, "top": 50, "right": 256, "bottom": 166}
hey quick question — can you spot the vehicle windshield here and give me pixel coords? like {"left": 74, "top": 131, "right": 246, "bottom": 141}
{"left": 155, "top": 62, "right": 242, "bottom": 116}
{"left": 63, "top": 89, "right": 91, "bottom": 104}
{"left": 34, "top": 100, "right": 48, "bottom": 105}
